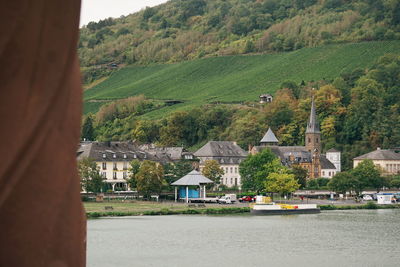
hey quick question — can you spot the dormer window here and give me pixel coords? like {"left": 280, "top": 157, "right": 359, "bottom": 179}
{"left": 113, "top": 154, "right": 116, "bottom": 158}
{"left": 133, "top": 154, "right": 137, "bottom": 159}
{"left": 123, "top": 154, "right": 127, "bottom": 159}
{"left": 102, "top": 153, "right": 106, "bottom": 158}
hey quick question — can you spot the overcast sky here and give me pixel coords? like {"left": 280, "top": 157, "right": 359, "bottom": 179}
{"left": 80, "top": 0, "right": 169, "bottom": 27}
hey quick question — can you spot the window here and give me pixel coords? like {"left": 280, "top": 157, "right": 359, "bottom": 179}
{"left": 113, "top": 163, "right": 117, "bottom": 170}
{"left": 123, "top": 172, "right": 127, "bottom": 179}
{"left": 133, "top": 154, "right": 137, "bottom": 159}
{"left": 102, "top": 153, "right": 106, "bottom": 158}
{"left": 316, "top": 138, "right": 319, "bottom": 143}
{"left": 113, "top": 154, "right": 116, "bottom": 158}
{"left": 235, "top": 178, "right": 237, "bottom": 186}
{"left": 102, "top": 162, "right": 107, "bottom": 170}
{"left": 123, "top": 154, "right": 127, "bottom": 159}
{"left": 225, "top": 167, "right": 228, "bottom": 173}
{"left": 322, "top": 171, "right": 325, "bottom": 176}
{"left": 123, "top": 162, "right": 128, "bottom": 170}
{"left": 308, "top": 138, "right": 311, "bottom": 143}
{"left": 235, "top": 167, "right": 238, "bottom": 173}
{"left": 230, "top": 167, "right": 233, "bottom": 173}
{"left": 113, "top": 172, "right": 117, "bottom": 179}
{"left": 230, "top": 178, "right": 233, "bottom": 184}
{"left": 102, "top": 172, "right": 106, "bottom": 179}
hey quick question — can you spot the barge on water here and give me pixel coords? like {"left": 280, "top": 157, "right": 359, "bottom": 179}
{"left": 250, "top": 196, "right": 320, "bottom": 215}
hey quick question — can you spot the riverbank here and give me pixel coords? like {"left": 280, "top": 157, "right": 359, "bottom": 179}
{"left": 84, "top": 201, "right": 400, "bottom": 218}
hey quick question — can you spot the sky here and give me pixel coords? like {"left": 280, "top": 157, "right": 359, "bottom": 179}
{"left": 80, "top": 0, "right": 169, "bottom": 27}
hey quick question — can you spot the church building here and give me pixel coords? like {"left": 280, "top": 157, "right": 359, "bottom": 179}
{"left": 251, "top": 97, "right": 341, "bottom": 179}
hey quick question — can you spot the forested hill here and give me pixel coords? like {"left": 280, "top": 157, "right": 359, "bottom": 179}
{"left": 79, "top": 0, "right": 400, "bottom": 84}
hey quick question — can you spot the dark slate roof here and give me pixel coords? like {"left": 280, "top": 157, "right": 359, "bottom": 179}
{"left": 212, "top": 157, "right": 245, "bottom": 165}
{"left": 253, "top": 146, "right": 312, "bottom": 165}
{"left": 171, "top": 170, "right": 213, "bottom": 186}
{"left": 255, "top": 146, "right": 336, "bottom": 170}
{"left": 260, "top": 128, "right": 279, "bottom": 144}
{"left": 305, "top": 97, "right": 320, "bottom": 134}
{"left": 194, "top": 141, "right": 248, "bottom": 158}
{"left": 354, "top": 149, "right": 400, "bottom": 160}
{"left": 77, "top": 141, "right": 177, "bottom": 164}
{"left": 326, "top": 148, "right": 340, "bottom": 153}
{"left": 320, "top": 155, "right": 336, "bottom": 170}
{"left": 139, "top": 144, "right": 189, "bottom": 161}
{"left": 77, "top": 141, "right": 152, "bottom": 161}
{"left": 269, "top": 146, "right": 312, "bottom": 165}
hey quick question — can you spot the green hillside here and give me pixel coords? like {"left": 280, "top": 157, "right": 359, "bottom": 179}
{"left": 79, "top": 0, "right": 400, "bottom": 84}
{"left": 84, "top": 40, "right": 400, "bottom": 116}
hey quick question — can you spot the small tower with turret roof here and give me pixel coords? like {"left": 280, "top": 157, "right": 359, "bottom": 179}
{"left": 260, "top": 127, "right": 279, "bottom": 147}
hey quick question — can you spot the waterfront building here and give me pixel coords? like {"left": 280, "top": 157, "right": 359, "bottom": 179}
{"left": 194, "top": 141, "right": 248, "bottom": 188}
{"left": 353, "top": 148, "right": 400, "bottom": 175}
{"left": 77, "top": 141, "right": 195, "bottom": 191}
{"left": 251, "top": 97, "right": 341, "bottom": 179}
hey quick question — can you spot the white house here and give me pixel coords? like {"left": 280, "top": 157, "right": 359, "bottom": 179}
{"left": 194, "top": 141, "right": 248, "bottom": 188}
{"left": 353, "top": 148, "right": 400, "bottom": 175}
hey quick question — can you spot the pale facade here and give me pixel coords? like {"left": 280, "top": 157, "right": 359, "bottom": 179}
{"left": 96, "top": 159, "right": 130, "bottom": 191}
{"left": 354, "top": 159, "right": 400, "bottom": 175}
{"left": 195, "top": 141, "right": 248, "bottom": 189}
{"left": 77, "top": 141, "right": 195, "bottom": 192}
{"left": 326, "top": 149, "right": 341, "bottom": 172}
{"left": 353, "top": 148, "right": 400, "bottom": 175}
{"left": 321, "top": 168, "right": 337, "bottom": 178}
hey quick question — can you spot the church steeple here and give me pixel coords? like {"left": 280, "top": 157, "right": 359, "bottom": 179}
{"left": 305, "top": 96, "right": 321, "bottom": 153}
{"left": 306, "top": 96, "right": 320, "bottom": 134}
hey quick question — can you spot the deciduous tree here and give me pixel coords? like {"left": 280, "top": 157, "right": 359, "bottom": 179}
{"left": 77, "top": 158, "right": 104, "bottom": 193}
{"left": 202, "top": 160, "right": 224, "bottom": 185}
{"left": 239, "top": 149, "right": 277, "bottom": 192}
{"left": 135, "top": 161, "right": 164, "bottom": 198}
{"left": 264, "top": 172, "right": 300, "bottom": 196}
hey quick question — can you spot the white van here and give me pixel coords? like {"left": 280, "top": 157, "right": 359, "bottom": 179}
{"left": 218, "top": 194, "right": 237, "bottom": 204}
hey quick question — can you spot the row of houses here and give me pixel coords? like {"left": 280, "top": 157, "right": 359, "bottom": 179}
{"left": 77, "top": 97, "right": 400, "bottom": 191}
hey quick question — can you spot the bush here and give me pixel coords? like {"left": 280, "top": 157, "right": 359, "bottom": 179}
{"left": 364, "top": 201, "right": 378, "bottom": 209}
{"left": 319, "top": 204, "right": 336, "bottom": 210}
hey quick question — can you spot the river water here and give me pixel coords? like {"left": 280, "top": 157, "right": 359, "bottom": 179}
{"left": 88, "top": 210, "right": 400, "bottom": 267}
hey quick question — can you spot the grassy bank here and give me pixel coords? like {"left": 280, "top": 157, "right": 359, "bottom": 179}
{"left": 86, "top": 207, "right": 250, "bottom": 218}
{"left": 84, "top": 201, "right": 400, "bottom": 218}
{"left": 84, "top": 201, "right": 250, "bottom": 218}
{"left": 319, "top": 202, "right": 400, "bottom": 210}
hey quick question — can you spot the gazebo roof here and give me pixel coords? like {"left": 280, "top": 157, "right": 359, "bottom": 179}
{"left": 171, "top": 170, "right": 213, "bottom": 186}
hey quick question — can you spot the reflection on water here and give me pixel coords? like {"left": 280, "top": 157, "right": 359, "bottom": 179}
{"left": 88, "top": 210, "right": 400, "bottom": 267}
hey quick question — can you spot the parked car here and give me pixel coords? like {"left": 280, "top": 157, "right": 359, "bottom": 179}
{"left": 239, "top": 196, "right": 255, "bottom": 202}
{"left": 363, "top": 195, "right": 373, "bottom": 201}
{"left": 218, "top": 194, "right": 237, "bottom": 204}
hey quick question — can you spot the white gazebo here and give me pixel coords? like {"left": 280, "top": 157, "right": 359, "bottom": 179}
{"left": 171, "top": 170, "right": 213, "bottom": 203}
